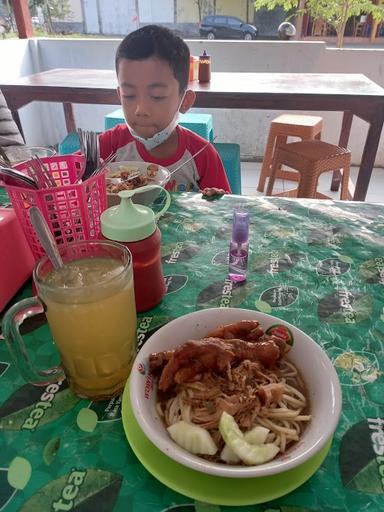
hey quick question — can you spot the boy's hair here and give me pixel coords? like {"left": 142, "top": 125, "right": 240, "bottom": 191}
{"left": 115, "top": 25, "right": 190, "bottom": 92}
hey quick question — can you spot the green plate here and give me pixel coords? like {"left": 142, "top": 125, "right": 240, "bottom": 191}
{"left": 122, "top": 382, "right": 333, "bottom": 506}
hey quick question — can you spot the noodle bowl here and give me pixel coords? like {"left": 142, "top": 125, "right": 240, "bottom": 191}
{"left": 128, "top": 308, "right": 342, "bottom": 478}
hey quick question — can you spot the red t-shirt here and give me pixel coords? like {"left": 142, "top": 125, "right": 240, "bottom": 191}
{"left": 99, "top": 124, "right": 231, "bottom": 193}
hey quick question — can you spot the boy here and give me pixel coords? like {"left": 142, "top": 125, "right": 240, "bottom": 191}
{"left": 99, "top": 24, "right": 231, "bottom": 196}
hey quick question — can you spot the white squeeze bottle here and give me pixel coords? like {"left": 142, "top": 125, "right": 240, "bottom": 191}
{"left": 228, "top": 208, "right": 249, "bottom": 282}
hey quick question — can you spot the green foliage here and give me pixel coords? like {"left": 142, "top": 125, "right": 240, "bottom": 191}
{"left": 254, "top": 0, "right": 299, "bottom": 9}
{"left": 254, "top": 0, "right": 384, "bottom": 47}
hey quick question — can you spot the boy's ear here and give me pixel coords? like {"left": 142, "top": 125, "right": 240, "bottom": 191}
{"left": 180, "top": 90, "right": 196, "bottom": 114}
{"left": 116, "top": 86, "right": 122, "bottom": 102}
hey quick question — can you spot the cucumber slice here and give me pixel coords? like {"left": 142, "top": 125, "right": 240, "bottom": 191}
{"left": 220, "top": 443, "right": 241, "bottom": 464}
{"left": 167, "top": 420, "right": 217, "bottom": 455}
{"left": 244, "top": 425, "right": 270, "bottom": 445}
{"left": 219, "top": 412, "right": 279, "bottom": 465}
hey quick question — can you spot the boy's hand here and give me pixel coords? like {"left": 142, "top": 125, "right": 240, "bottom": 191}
{"left": 200, "top": 187, "right": 227, "bottom": 197}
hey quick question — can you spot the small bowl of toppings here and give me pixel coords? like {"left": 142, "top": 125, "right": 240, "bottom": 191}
{"left": 127, "top": 307, "right": 342, "bottom": 478}
{"left": 106, "top": 161, "right": 170, "bottom": 206}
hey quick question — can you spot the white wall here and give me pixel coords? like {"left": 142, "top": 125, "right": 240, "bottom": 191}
{"left": 0, "top": 39, "right": 51, "bottom": 146}
{"left": 99, "top": 0, "right": 138, "bottom": 35}
{"left": 139, "top": 0, "right": 174, "bottom": 23}
{"left": 1, "top": 38, "right": 384, "bottom": 166}
{"left": 82, "top": 0, "right": 100, "bottom": 33}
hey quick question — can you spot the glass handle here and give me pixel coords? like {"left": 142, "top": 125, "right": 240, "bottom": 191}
{"left": 3, "top": 297, "right": 65, "bottom": 386}
{"left": 154, "top": 188, "right": 171, "bottom": 220}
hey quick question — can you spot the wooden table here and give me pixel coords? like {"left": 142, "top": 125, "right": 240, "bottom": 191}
{"left": 1, "top": 69, "right": 384, "bottom": 201}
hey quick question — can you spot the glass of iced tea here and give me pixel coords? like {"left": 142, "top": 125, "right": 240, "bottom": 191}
{"left": 3, "top": 240, "right": 137, "bottom": 400}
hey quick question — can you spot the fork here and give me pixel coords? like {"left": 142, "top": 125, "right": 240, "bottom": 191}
{"left": 88, "top": 151, "right": 117, "bottom": 179}
{"left": 78, "top": 128, "right": 100, "bottom": 180}
{"left": 28, "top": 155, "right": 56, "bottom": 189}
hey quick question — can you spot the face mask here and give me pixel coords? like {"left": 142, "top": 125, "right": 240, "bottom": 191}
{"left": 126, "top": 92, "right": 186, "bottom": 151}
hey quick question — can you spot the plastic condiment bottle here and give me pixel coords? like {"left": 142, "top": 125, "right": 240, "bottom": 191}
{"left": 198, "top": 49, "right": 211, "bottom": 83}
{"left": 100, "top": 186, "right": 171, "bottom": 312}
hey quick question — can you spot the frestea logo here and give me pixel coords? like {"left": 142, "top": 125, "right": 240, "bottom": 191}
{"left": 52, "top": 468, "right": 87, "bottom": 511}
{"left": 22, "top": 380, "right": 64, "bottom": 431}
{"left": 220, "top": 278, "right": 233, "bottom": 308}
{"left": 368, "top": 418, "right": 384, "bottom": 491}
{"left": 338, "top": 290, "right": 356, "bottom": 324}
{"left": 164, "top": 242, "right": 184, "bottom": 264}
{"left": 374, "top": 257, "right": 384, "bottom": 285}
{"left": 269, "top": 250, "right": 279, "bottom": 275}
{"left": 137, "top": 316, "right": 153, "bottom": 350}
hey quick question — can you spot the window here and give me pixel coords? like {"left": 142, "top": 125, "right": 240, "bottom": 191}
{"left": 228, "top": 17, "right": 242, "bottom": 27}
{"left": 204, "top": 17, "right": 213, "bottom": 24}
{"left": 214, "top": 16, "right": 227, "bottom": 25}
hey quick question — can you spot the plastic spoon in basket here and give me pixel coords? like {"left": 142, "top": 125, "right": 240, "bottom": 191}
{"left": 29, "top": 206, "right": 64, "bottom": 270}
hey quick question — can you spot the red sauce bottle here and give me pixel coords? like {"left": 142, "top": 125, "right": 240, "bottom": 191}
{"left": 198, "top": 49, "right": 211, "bottom": 83}
{"left": 100, "top": 187, "right": 170, "bottom": 312}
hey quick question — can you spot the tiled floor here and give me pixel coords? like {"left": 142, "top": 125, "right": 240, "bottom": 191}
{"left": 241, "top": 161, "right": 383, "bottom": 202}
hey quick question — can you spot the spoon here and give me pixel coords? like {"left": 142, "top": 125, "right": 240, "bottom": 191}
{"left": 0, "top": 165, "right": 38, "bottom": 189}
{"left": 168, "top": 137, "right": 216, "bottom": 178}
{"left": 29, "top": 206, "right": 64, "bottom": 270}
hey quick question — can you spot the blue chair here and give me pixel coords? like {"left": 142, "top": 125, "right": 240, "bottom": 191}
{"left": 104, "top": 109, "right": 214, "bottom": 141}
{"left": 180, "top": 112, "right": 214, "bottom": 142}
{"left": 214, "top": 142, "right": 242, "bottom": 195}
{"left": 104, "top": 108, "right": 125, "bottom": 130}
{"left": 58, "top": 132, "right": 80, "bottom": 154}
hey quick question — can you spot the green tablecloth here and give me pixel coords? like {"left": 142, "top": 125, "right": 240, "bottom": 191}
{"left": 0, "top": 193, "right": 384, "bottom": 511}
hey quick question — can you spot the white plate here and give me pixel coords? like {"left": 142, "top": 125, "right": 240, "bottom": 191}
{"left": 106, "top": 161, "right": 170, "bottom": 206}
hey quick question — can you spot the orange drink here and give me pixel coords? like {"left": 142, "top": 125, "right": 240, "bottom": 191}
{"left": 3, "top": 241, "right": 137, "bottom": 400}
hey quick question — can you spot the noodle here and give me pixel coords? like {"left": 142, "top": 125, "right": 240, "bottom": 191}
{"left": 157, "top": 356, "right": 311, "bottom": 463}
{"left": 152, "top": 321, "right": 312, "bottom": 465}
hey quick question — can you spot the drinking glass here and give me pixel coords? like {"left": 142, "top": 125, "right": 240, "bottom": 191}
{"left": 3, "top": 240, "right": 137, "bottom": 400}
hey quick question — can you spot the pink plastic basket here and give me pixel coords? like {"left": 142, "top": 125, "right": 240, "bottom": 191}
{"left": 6, "top": 155, "right": 107, "bottom": 261}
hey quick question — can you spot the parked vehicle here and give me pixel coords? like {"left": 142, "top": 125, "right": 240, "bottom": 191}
{"left": 199, "top": 15, "right": 258, "bottom": 40}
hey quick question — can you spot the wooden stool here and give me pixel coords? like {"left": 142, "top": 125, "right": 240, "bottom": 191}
{"left": 265, "top": 140, "right": 351, "bottom": 200}
{"left": 258, "top": 114, "right": 323, "bottom": 193}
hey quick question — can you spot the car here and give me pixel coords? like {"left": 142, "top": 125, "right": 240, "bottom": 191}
{"left": 31, "top": 16, "right": 42, "bottom": 26}
{"left": 199, "top": 15, "right": 258, "bottom": 40}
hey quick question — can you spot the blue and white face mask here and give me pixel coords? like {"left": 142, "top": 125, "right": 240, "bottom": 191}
{"left": 126, "top": 92, "right": 186, "bottom": 151}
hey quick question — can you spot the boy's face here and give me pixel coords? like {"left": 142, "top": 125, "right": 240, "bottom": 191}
{"left": 117, "top": 57, "right": 188, "bottom": 139}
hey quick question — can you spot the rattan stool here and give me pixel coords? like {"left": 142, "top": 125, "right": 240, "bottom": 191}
{"left": 258, "top": 114, "right": 323, "bottom": 192}
{"left": 265, "top": 140, "right": 351, "bottom": 200}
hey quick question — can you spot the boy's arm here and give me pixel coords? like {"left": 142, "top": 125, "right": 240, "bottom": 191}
{"left": 196, "top": 144, "right": 232, "bottom": 193}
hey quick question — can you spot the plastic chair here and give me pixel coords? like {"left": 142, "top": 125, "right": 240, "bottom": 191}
{"left": 214, "top": 142, "right": 241, "bottom": 195}
{"left": 258, "top": 114, "right": 323, "bottom": 193}
{"left": 104, "top": 109, "right": 214, "bottom": 141}
{"left": 58, "top": 132, "right": 80, "bottom": 154}
{"left": 265, "top": 140, "right": 351, "bottom": 200}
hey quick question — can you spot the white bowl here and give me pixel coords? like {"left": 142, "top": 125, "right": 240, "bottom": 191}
{"left": 106, "top": 161, "right": 170, "bottom": 206}
{"left": 129, "top": 307, "right": 342, "bottom": 478}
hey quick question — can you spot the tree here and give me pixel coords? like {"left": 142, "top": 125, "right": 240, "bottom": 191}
{"left": 254, "top": 0, "right": 384, "bottom": 47}
{"left": 194, "top": 0, "right": 216, "bottom": 22}
{"left": 29, "top": 0, "right": 72, "bottom": 33}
